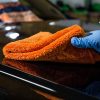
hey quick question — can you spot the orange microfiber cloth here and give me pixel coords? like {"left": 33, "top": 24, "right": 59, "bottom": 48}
{"left": 3, "top": 25, "right": 100, "bottom": 63}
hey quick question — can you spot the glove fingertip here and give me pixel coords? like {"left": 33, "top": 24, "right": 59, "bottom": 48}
{"left": 71, "top": 37, "right": 79, "bottom": 47}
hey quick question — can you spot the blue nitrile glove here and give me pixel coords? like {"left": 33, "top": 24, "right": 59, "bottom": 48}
{"left": 71, "top": 30, "right": 100, "bottom": 53}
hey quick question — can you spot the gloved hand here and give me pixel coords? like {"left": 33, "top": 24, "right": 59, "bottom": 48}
{"left": 71, "top": 30, "right": 100, "bottom": 53}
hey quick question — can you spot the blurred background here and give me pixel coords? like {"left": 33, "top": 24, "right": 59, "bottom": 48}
{"left": 0, "top": 0, "right": 100, "bottom": 22}
{"left": 0, "top": 0, "right": 100, "bottom": 41}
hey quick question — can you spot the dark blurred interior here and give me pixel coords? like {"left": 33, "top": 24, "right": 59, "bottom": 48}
{"left": 0, "top": 0, "right": 100, "bottom": 22}
{"left": 0, "top": 0, "right": 99, "bottom": 32}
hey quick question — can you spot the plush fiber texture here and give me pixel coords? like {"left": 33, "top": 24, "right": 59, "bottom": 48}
{"left": 3, "top": 25, "right": 100, "bottom": 63}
